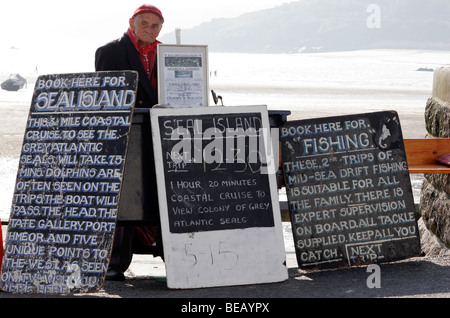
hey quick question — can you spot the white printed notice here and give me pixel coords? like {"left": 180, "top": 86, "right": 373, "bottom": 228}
{"left": 0, "top": 71, "right": 137, "bottom": 294}
{"left": 158, "top": 45, "right": 209, "bottom": 108}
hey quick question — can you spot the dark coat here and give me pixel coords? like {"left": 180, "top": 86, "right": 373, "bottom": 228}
{"left": 95, "top": 33, "right": 158, "bottom": 108}
{"left": 95, "top": 33, "right": 160, "bottom": 225}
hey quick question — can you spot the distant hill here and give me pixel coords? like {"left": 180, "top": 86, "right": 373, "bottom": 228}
{"left": 160, "top": 0, "right": 450, "bottom": 53}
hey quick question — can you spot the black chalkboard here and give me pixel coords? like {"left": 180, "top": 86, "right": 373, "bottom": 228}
{"left": 157, "top": 111, "right": 275, "bottom": 233}
{"left": 281, "top": 111, "right": 421, "bottom": 270}
{"left": 1, "top": 71, "right": 137, "bottom": 294}
{"left": 151, "top": 106, "right": 287, "bottom": 289}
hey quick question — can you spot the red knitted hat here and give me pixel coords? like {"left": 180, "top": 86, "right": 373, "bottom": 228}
{"left": 132, "top": 4, "right": 164, "bottom": 22}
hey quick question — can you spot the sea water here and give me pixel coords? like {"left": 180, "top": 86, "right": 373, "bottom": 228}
{"left": 208, "top": 50, "right": 449, "bottom": 118}
{"left": 0, "top": 48, "right": 449, "bottom": 220}
{"left": 1, "top": 47, "right": 448, "bottom": 115}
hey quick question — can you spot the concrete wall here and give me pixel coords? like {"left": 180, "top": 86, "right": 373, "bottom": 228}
{"left": 420, "top": 67, "right": 450, "bottom": 248}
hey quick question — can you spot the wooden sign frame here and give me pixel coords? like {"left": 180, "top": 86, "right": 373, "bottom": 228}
{"left": 150, "top": 105, "right": 287, "bottom": 289}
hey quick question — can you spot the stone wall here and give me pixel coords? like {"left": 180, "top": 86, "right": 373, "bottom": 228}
{"left": 420, "top": 67, "right": 450, "bottom": 248}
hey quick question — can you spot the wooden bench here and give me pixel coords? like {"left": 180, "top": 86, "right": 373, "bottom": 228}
{"left": 403, "top": 138, "right": 450, "bottom": 174}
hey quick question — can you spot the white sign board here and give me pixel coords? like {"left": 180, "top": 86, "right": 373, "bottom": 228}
{"left": 150, "top": 105, "right": 288, "bottom": 289}
{"left": 157, "top": 44, "right": 209, "bottom": 108}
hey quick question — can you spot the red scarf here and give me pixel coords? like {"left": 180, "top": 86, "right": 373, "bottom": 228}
{"left": 127, "top": 28, "right": 160, "bottom": 91}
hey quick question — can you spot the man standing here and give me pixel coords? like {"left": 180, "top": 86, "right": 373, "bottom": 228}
{"left": 96, "top": 4, "right": 163, "bottom": 107}
{"left": 95, "top": 4, "right": 164, "bottom": 281}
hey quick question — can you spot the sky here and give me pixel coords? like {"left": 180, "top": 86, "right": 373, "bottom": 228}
{"left": 1, "top": 0, "right": 294, "bottom": 50}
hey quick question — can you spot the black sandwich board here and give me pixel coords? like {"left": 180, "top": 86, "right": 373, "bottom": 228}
{"left": 151, "top": 105, "right": 288, "bottom": 289}
{"left": 280, "top": 111, "right": 421, "bottom": 270}
{"left": 1, "top": 71, "right": 137, "bottom": 294}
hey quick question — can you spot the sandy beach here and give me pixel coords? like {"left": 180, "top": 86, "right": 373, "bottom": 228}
{"left": 0, "top": 79, "right": 30, "bottom": 220}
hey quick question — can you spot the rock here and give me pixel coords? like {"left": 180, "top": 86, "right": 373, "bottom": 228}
{"left": 420, "top": 180, "right": 450, "bottom": 248}
{"left": 1, "top": 74, "right": 27, "bottom": 91}
{"left": 418, "top": 218, "right": 450, "bottom": 257}
{"left": 425, "top": 98, "right": 450, "bottom": 137}
{"left": 417, "top": 67, "right": 434, "bottom": 72}
{"left": 421, "top": 66, "right": 450, "bottom": 248}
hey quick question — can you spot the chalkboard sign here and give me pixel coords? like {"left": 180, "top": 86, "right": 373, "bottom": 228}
{"left": 281, "top": 111, "right": 421, "bottom": 270}
{"left": 151, "top": 105, "right": 288, "bottom": 289}
{"left": 1, "top": 71, "right": 137, "bottom": 294}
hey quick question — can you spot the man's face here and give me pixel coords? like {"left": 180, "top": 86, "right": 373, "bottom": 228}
{"left": 129, "top": 13, "right": 163, "bottom": 46}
